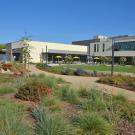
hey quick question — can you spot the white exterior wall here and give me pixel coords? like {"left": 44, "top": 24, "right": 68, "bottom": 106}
{"left": 90, "top": 39, "right": 135, "bottom": 57}
{"left": 11, "top": 41, "right": 88, "bottom": 63}
{"left": 90, "top": 40, "right": 112, "bottom": 56}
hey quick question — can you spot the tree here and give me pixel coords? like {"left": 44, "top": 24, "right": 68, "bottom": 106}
{"left": 21, "top": 38, "right": 32, "bottom": 78}
{"left": 65, "top": 55, "right": 73, "bottom": 64}
{"left": 120, "top": 57, "right": 127, "bottom": 65}
{"left": 107, "top": 57, "right": 112, "bottom": 64}
{"left": 99, "top": 56, "right": 108, "bottom": 64}
{"left": 132, "top": 56, "right": 135, "bottom": 66}
{"left": 0, "top": 44, "right": 6, "bottom": 51}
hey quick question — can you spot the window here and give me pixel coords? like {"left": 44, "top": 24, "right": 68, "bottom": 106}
{"left": 114, "top": 41, "right": 135, "bottom": 51}
{"left": 94, "top": 44, "right": 96, "bottom": 52}
{"left": 97, "top": 44, "right": 99, "bottom": 52}
{"left": 103, "top": 43, "right": 105, "bottom": 52}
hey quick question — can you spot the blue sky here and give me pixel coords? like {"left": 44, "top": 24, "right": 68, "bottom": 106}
{"left": 0, "top": 0, "right": 135, "bottom": 43}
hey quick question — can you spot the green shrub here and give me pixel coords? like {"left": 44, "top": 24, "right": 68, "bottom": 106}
{"left": 77, "top": 113, "right": 114, "bottom": 135}
{"left": 41, "top": 97, "right": 61, "bottom": 112}
{"left": 98, "top": 75, "right": 135, "bottom": 91}
{"left": 48, "top": 66, "right": 64, "bottom": 74}
{"left": 130, "top": 81, "right": 135, "bottom": 88}
{"left": 60, "top": 85, "right": 79, "bottom": 104}
{"left": 0, "top": 100, "right": 32, "bottom": 135}
{"left": 36, "top": 63, "right": 47, "bottom": 69}
{"left": 62, "top": 68, "right": 75, "bottom": 75}
{"left": 74, "top": 68, "right": 89, "bottom": 76}
{"left": 32, "top": 107, "right": 73, "bottom": 135}
{"left": 15, "top": 79, "right": 50, "bottom": 102}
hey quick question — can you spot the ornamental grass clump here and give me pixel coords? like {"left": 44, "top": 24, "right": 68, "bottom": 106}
{"left": 78, "top": 87, "right": 89, "bottom": 97}
{"left": 41, "top": 96, "right": 61, "bottom": 112}
{"left": 60, "top": 85, "right": 79, "bottom": 104}
{"left": 98, "top": 75, "right": 135, "bottom": 91}
{"left": 32, "top": 74, "right": 57, "bottom": 89}
{"left": 0, "top": 100, "right": 32, "bottom": 135}
{"left": 111, "top": 95, "right": 135, "bottom": 123}
{"left": 32, "top": 107, "right": 73, "bottom": 135}
{"left": 81, "top": 88, "right": 107, "bottom": 112}
{"left": 77, "top": 113, "right": 114, "bottom": 135}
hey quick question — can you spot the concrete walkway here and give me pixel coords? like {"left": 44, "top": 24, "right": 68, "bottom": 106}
{"left": 29, "top": 65, "right": 135, "bottom": 102}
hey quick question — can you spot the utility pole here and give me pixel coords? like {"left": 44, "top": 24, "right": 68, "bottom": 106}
{"left": 111, "top": 38, "right": 115, "bottom": 76}
{"left": 42, "top": 48, "right": 43, "bottom": 66}
{"left": 10, "top": 45, "right": 13, "bottom": 62}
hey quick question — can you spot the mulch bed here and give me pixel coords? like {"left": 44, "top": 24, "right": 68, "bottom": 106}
{"left": 97, "top": 81, "right": 135, "bottom": 92}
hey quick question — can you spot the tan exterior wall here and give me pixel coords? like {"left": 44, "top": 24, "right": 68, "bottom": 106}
{"left": 11, "top": 41, "right": 88, "bottom": 63}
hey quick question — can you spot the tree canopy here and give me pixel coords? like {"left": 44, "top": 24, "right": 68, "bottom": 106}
{"left": 0, "top": 44, "right": 6, "bottom": 51}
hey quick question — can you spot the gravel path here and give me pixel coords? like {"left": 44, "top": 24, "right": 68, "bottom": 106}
{"left": 30, "top": 65, "right": 135, "bottom": 102}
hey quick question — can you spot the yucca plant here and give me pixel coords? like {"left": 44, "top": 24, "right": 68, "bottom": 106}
{"left": 32, "top": 107, "right": 73, "bottom": 135}
{"left": 77, "top": 113, "right": 114, "bottom": 135}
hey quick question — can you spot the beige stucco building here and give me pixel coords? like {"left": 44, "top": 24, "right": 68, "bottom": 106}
{"left": 8, "top": 40, "right": 88, "bottom": 63}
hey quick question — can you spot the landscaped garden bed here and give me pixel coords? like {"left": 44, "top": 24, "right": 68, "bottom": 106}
{"left": 0, "top": 72, "right": 135, "bottom": 135}
{"left": 36, "top": 63, "right": 135, "bottom": 77}
{"left": 36, "top": 63, "right": 110, "bottom": 77}
{"left": 98, "top": 75, "right": 135, "bottom": 92}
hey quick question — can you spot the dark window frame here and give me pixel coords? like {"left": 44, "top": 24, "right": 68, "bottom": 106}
{"left": 94, "top": 44, "right": 96, "bottom": 52}
{"left": 97, "top": 44, "right": 99, "bottom": 52}
{"left": 103, "top": 43, "right": 105, "bottom": 52}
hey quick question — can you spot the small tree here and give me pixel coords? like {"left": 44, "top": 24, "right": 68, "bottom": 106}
{"left": 120, "top": 57, "right": 127, "bottom": 65}
{"left": 21, "top": 38, "right": 32, "bottom": 78}
{"left": 107, "top": 57, "right": 112, "bottom": 64}
{"left": 0, "top": 44, "right": 6, "bottom": 51}
{"left": 65, "top": 55, "right": 73, "bottom": 64}
{"left": 132, "top": 56, "right": 135, "bottom": 66}
{"left": 99, "top": 56, "right": 108, "bottom": 64}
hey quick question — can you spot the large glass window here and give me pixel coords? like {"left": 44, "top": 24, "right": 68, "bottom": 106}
{"left": 114, "top": 41, "right": 135, "bottom": 51}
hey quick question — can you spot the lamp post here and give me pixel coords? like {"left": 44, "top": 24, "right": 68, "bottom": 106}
{"left": 111, "top": 38, "right": 115, "bottom": 76}
{"left": 46, "top": 45, "right": 48, "bottom": 65}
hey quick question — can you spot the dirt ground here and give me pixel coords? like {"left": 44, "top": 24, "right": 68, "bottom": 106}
{"left": 29, "top": 65, "right": 135, "bottom": 102}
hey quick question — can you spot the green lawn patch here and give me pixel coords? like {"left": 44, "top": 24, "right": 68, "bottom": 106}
{"left": 63, "top": 64, "right": 135, "bottom": 73}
